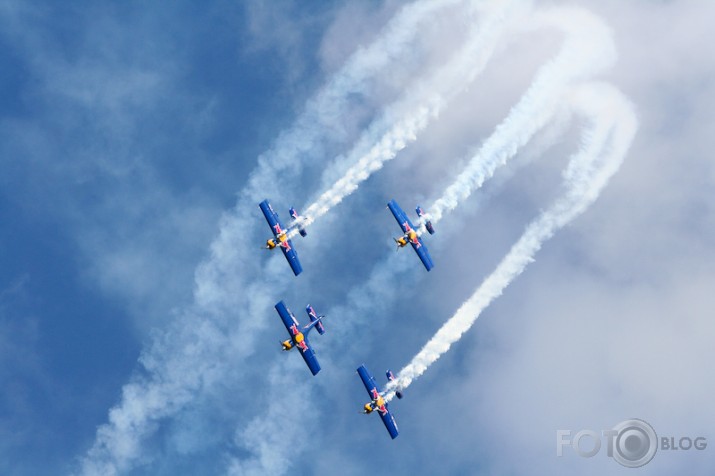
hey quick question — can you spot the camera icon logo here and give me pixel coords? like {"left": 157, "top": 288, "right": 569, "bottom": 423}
{"left": 609, "top": 419, "right": 658, "bottom": 468}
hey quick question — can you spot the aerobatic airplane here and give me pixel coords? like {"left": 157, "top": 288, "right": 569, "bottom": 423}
{"left": 259, "top": 199, "right": 308, "bottom": 276}
{"left": 276, "top": 300, "right": 325, "bottom": 376}
{"left": 387, "top": 199, "right": 435, "bottom": 271}
{"left": 357, "top": 364, "right": 400, "bottom": 439}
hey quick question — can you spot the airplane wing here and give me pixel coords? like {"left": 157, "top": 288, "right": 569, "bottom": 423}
{"left": 275, "top": 301, "right": 320, "bottom": 376}
{"left": 387, "top": 199, "right": 417, "bottom": 234}
{"left": 279, "top": 242, "right": 303, "bottom": 276}
{"left": 298, "top": 335, "right": 321, "bottom": 376}
{"left": 259, "top": 200, "right": 303, "bottom": 276}
{"left": 357, "top": 364, "right": 380, "bottom": 398}
{"left": 378, "top": 404, "right": 400, "bottom": 439}
{"left": 357, "top": 365, "right": 399, "bottom": 439}
{"left": 275, "top": 300, "right": 299, "bottom": 332}
{"left": 259, "top": 199, "right": 286, "bottom": 238}
{"left": 410, "top": 237, "right": 434, "bottom": 271}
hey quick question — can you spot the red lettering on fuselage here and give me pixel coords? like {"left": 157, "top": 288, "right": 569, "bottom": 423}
{"left": 401, "top": 222, "right": 420, "bottom": 247}
{"left": 369, "top": 388, "right": 388, "bottom": 414}
{"left": 289, "top": 323, "right": 308, "bottom": 351}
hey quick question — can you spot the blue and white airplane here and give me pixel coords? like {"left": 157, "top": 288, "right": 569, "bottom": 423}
{"left": 357, "top": 364, "right": 401, "bottom": 439}
{"left": 387, "top": 199, "right": 435, "bottom": 271}
{"left": 275, "top": 301, "right": 325, "bottom": 376}
{"left": 259, "top": 199, "right": 308, "bottom": 276}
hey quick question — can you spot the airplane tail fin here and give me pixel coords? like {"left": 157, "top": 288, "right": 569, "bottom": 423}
{"left": 306, "top": 305, "right": 325, "bottom": 335}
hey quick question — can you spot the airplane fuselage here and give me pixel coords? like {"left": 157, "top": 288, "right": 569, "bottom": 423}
{"left": 287, "top": 324, "right": 308, "bottom": 352}
{"left": 364, "top": 389, "right": 388, "bottom": 415}
{"left": 266, "top": 231, "right": 289, "bottom": 250}
{"left": 395, "top": 229, "right": 418, "bottom": 248}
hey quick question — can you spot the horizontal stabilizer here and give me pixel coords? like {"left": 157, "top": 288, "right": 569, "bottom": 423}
{"left": 306, "top": 305, "right": 325, "bottom": 335}
{"left": 386, "top": 370, "right": 403, "bottom": 399}
{"left": 290, "top": 207, "right": 308, "bottom": 237}
{"left": 416, "top": 206, "right": 435, "bottom": 234}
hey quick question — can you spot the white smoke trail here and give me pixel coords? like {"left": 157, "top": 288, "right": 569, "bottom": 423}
{"left": 424, "top": 6, "right": 616, "bottom": 227}
{"left": 288, "top": 0, "right": 530, "bottom": 236}
{"left": 76, "top": 2, "right": 474, "bottom": 474}
{"left": 223, "top": 6, "right": 628, "bottom": 470}
{"left": 385, "top": 82, "right": 638, "bottom": 401}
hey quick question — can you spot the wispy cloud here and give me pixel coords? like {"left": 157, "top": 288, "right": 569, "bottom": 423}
{"left": 77, "top": 1, "right": 500, "bottom": 473}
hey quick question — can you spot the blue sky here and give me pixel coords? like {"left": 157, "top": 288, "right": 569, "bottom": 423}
{"left": 1, "top": 1, "right": 714, "bottom": 475}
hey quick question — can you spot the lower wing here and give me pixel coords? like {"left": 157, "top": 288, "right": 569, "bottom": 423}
{"left": 379, "top": 409, "right": 399, "bottom": 439}
{"left": 410, "top": 239, "right": 434, "bottom": 271}
{"left": 299, "top": 338, "right": 321, "bottom": 376}
{"left": 280, "top": 242, "right": 303, "bottom": 276}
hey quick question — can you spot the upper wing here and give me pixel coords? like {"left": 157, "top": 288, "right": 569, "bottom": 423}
{"left": 298, "top": 336, "right": 321, "bottom": 376}
{"left": 357, "top": 364, "right": 380, "bottom": 399}
{"left": 275, "top": 300, "right": 299, "bottom": 333}
{"left": 387, "top": 199, "right": 417, "bottom": 234}
{"left": 410, "top": 238, "right": 434, "bottom": 271}
{"left": 259, "top": 199, "right": 287, "bottom": 237}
